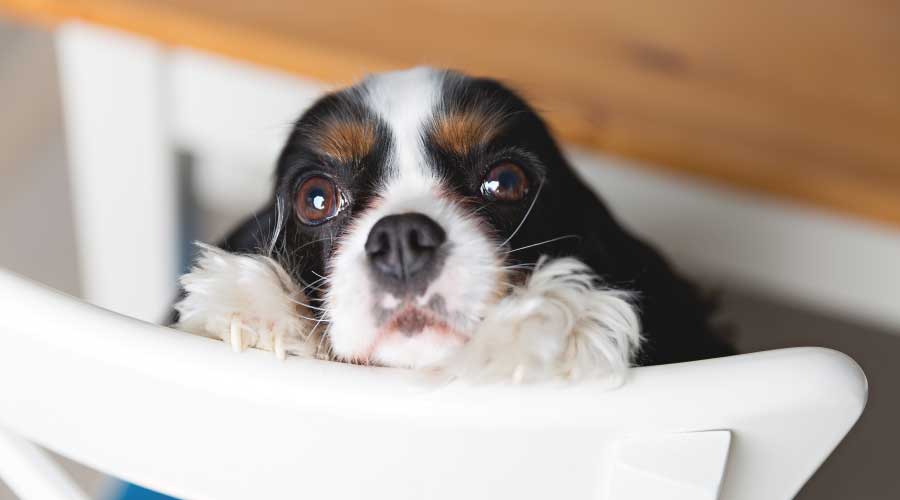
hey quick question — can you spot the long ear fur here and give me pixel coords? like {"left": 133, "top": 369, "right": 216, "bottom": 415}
{"left": 492, "top": 101, "right": 734, "bottom": 365}
{"left": 219, "top": 201, "right": 283, "bottom": 255}
{"left": 558, "top": 161, "right": 734, "bottom": 365}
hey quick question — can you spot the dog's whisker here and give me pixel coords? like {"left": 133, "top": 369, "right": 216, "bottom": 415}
{"left": 504, "top": 234, "right": 580, "bottom": 255}
{"left": 466, "top": 203, "right": 492, "bottom": 217}
{"left": 502, "top": 264, "right": 537, "bottom": 270}
{"left": 301, "top": 275, "right": 330, "bottom": 294}
{"left": 286, "top": 296, "right": 331, "bottom": 313}
{"left": 266, "top": 195, "right": 286, "bottom": 257}
{"left": 316, "top": 323, "right": 330, "bottom": 356}
{"left": 290, "top": 237, "right": 333, "bottom": 255}
{"left": 310, "top": 270, "right": 332, "bottom": 283}
{"left": 498, "top": 179, "right": 544, "bottom": 249}
{"left": 305, "top": 274, "right": 329, "bottom": 286}
{"left": 308, "top": 315, "right": 328, "bottom": 345}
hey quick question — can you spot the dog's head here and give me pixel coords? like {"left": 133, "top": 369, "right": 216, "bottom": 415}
{"left": 246, "top": 67, "right": 644, "bottom": 367}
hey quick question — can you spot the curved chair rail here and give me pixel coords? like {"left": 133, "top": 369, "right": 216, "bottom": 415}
{"left": 0, "top": 269, "right": 867, "bottom": 500}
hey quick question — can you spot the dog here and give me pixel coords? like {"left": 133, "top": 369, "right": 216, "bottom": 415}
{"left": 174, "top": 67, "right": 733, "bottom": 383}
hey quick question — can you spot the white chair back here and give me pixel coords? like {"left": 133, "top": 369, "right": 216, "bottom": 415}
{"left": 0, "top": 270, "right": 866, "bottom": 500}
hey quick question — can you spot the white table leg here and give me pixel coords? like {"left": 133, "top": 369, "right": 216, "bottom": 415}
{"left": 56, "top": 22, "right": 178, "bottom": 322}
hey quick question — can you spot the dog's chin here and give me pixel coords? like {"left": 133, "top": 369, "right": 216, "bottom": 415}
{"left": 347, "top": 302, "right": 471, "bottom": 368}
{"left": 367, "top": 325, "right": 469, "bottom": 368}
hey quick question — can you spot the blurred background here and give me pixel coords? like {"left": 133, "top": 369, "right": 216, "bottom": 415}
{"left": 0, "top": 1, "right": 899, "bottom": 498}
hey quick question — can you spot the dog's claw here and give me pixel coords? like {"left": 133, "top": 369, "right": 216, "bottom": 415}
{"left": 512, "top": 364, "right": 526, "bottom": 384}
{"left": 230, "top": 314, "right": 244, "bottom": 353}
{"left": 274, "top": 328, "right": 286, "bottom": 360}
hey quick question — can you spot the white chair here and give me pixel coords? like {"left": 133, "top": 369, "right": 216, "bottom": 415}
{"left": 0, "top": 269, "right": 866, "bottom": 500}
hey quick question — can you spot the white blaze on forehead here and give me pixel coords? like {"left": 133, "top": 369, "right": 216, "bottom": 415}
{"left": 363, "top": 67, "right": 443, "bottom": 181}
{"left": 325, "top": 67, "right": 503, "bottom": 368}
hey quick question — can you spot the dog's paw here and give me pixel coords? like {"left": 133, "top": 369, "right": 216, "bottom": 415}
{"left": 439, "top": 257, "right": 642, "bottom": 384}
{"left": 174, "top": 243, "right": 318, "bottom": 359}
{"left": 210, "top": 311, "right": 315, "bottom": 360}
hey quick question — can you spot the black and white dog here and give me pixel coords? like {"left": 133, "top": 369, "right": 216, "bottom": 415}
{"left": 174, "top": 67, "right": 732, "bottom": 383}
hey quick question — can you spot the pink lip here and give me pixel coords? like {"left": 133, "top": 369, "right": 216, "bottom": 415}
{"left": 351, "top": 306, "right": 469, "bottom": 365}
{"left": 388, "top": 307, "right": 445, "bottom": 336}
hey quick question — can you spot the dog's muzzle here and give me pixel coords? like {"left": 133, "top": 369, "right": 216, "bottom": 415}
{"left": 364, "top": 212, "right": 447, "bottom": 296}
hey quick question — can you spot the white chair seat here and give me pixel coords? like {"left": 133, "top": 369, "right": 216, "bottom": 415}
{"left": 0, "top": 269, "right": 866, "bottom": 500}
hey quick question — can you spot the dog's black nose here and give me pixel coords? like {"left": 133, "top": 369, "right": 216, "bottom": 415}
{"left": 365, "top": 213, "right": 446, "bottom": 290}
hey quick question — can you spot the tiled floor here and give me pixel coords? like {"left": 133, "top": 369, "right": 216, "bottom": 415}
{"left": 0, "top": 17, "right": 897, "bottom": 500}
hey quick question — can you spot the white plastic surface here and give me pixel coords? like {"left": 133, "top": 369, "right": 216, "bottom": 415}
{"left": 0, "top": 269, "right": 867, "bottom": 500}
{"left": 608, "top": 431, "right": 731, "bottom": 500}
{"left": 0, "top": 426, "right": 89, "bottom": 500}
{"left": 56, "top": 23, "right": 178, "bottom": 322}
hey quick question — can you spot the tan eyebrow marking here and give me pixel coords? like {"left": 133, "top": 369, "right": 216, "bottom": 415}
{"left": 432, "top": 109, "right": 504, "bottom": 156}
{"left": 316, "top": 119, "right": 377, "bottom": 163}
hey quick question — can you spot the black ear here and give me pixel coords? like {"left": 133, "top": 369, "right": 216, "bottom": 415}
{"left": 559, "top": 164, "right": 735, "bottom": 366}
{"left": 218, "top": 202, "right": 282, "bottom": 255}
{"left": 501, "top": 136, "right": 734, "bottom": 366}
{"left": 443, "top": 76, "right": 734, "bottom": 365}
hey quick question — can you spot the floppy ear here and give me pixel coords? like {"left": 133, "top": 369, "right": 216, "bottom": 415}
{"left": 218, "top": 202, "right": 282, "bottom": 255}
{"left": 478, "top": 85, "right": 734, "bottom": 365}
{"left": 544, "top": 157, "right": 735, "bottom": 366}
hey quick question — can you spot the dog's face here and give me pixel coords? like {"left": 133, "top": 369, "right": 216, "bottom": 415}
{"left": 265, "top": 67, "right": 611, "bottom": 367}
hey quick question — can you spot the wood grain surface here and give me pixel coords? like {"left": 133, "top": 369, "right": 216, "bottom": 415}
{"left": 3, "top": 0, "right": 899, "bottom": 225}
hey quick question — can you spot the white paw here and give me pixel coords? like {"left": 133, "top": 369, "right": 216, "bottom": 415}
{"left": 439, "top": 257, "right": 642, "bottom": 384}
{"left": 175, "top": 243, "right": 318, "bottom": 359}
{"left": 219, "top": 312, "right": 303, "bottom": 360}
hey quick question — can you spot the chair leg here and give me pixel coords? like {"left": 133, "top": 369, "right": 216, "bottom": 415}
{"left": 0, "top": 427, "right": 89, "bottom": 500}
{"left": 56, "top": 22, "right": 179, "bottom": 323}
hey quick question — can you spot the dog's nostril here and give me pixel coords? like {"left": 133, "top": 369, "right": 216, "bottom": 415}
{"left": 410, "top": 225, "right": 443, "bottom": 250}
{"left": 364, "top": 230, "right": 390, "bottom": 256}
{"left": 365, "top": 213, "right": 446, "bottom": 286}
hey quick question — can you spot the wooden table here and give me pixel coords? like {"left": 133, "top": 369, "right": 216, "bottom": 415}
{"left": 3, "top": 0, "right": 899, "bottom": 227}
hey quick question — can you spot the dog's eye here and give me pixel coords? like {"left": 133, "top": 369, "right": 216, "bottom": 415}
{"left": 481, "top": 162, "right": 528, "bottom": 202}
{"left": 295, "top": 175, "right": 344, "bottom": 225}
